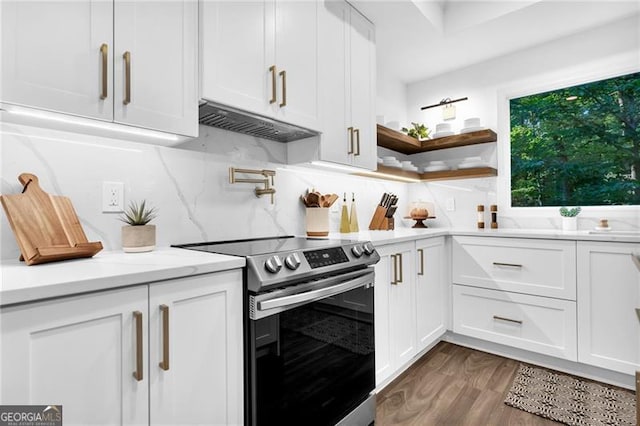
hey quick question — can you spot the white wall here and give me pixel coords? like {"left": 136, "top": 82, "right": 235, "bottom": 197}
{"left": 0, "top": 120, "right": 407, "bottom": 260}
{"left": 376, "top": 62, "right": 407, "bottom": 128}
{"left": 405, "top": 15, "right": 640, "bottom": 231}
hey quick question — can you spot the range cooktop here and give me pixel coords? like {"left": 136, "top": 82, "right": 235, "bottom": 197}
{"left": 173, "top": 236, "right": 379, "bottom": 292}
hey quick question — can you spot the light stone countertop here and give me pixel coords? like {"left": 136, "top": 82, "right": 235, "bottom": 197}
{"left": 336, "top": 227, "right": 640, "bottom": 246}
{"left": 0, "top": 247, "right": 245, "bottom": 306}
{"left": 2, "top": 228, "right": 638, "bottom": 307}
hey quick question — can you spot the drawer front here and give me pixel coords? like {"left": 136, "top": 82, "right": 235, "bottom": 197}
{"left": 452, "top": 236, "right": 576, "bottom": 300}
{"left": 452, "top": 285, "right": 577, "bottom": 360}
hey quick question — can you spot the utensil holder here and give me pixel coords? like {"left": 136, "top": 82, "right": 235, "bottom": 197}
{"left": 306, "top": 208, "right": 329, "bottom": 237}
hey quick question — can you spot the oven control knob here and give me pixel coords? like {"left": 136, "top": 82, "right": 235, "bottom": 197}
{"left": 363, "top": 242, "right": 375, "bottom": 255}
{"left": 265, "top": 255, "right": 283, "bottom": 273}
{"left": 284, "top": 253, "right": 301, "bottom": 270}
{"left": 351, "top": 245, "right": 363, "bottom": 258}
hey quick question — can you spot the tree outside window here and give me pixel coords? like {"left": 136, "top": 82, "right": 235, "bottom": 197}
{"left": 510, "top": 72, "right": 639, "bottom": 207}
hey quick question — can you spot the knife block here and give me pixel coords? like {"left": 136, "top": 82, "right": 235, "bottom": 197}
{"left": 380, "top": 218, "right": 394, "bottom": 230}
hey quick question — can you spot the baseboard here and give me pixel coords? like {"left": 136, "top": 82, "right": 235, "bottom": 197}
{"left": 443, "top": 332, "right": 635, "bottom": 390}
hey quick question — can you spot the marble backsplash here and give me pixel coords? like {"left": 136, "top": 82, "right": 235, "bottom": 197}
{"left": 1, "top": 122, "right": 638, "bottom": 260}
{"left": 0, "top": 122, "right": 409, "bottom": 260}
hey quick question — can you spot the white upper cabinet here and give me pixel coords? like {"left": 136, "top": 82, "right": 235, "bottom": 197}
{"left": 0, "top": 0, "right": 198, "bottom": 137}
{"left": 114, "top": 0, "right": 198, "bottom": 136}
{"left": 1, "top": 0, "right": 114, "bottom": 121}
{"left": 315, "top": 0, "right": 376, "bottom": 169}
{"left": 200, "top": 1, "right": 270, "bottom": 115}
{"left": 200, "top": 0, "right": 320, "bottom": 131}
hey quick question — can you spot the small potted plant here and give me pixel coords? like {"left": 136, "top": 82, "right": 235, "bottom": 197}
{"left": 401, "top": 122, "right": 431, "bottom": 140}
{"left": 559, "top": 206, "right": 581, "bottom": 231}
{"left": 120, "top": 200, "right": 157, "bottom": 252}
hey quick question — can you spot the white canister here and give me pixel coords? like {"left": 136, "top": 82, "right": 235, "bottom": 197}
{"left": 306, "top": 208, "right": 330, "bottom": 237}
{"left": 561, "top": 216, "right": 578, "bottom": 231}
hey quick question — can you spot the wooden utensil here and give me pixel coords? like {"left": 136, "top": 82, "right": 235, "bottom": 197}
{"left": 0, "top": 173, "right": 103, "bottom": 265}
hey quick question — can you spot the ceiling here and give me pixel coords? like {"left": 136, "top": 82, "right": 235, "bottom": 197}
{"left": 350, "top": 0, "right": 640, "bottom": 84}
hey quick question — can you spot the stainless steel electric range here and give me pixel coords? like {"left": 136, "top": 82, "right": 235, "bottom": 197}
{"left": 174, "top": 236, "right": 380, "bottom": 426}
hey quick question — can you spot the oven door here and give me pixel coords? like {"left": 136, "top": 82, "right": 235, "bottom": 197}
{"left": 248, "top": 269, "right": 375, "bottom": 426}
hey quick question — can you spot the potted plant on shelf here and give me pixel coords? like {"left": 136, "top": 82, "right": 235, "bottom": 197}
{"left": 559, "top": 206, "right": 581, "bottom": 231}
{"left": 120, "top": 200, "right": 157, "bottom": 252}
{"left": 401, "top": 122, "right": 431, "bottom": 140}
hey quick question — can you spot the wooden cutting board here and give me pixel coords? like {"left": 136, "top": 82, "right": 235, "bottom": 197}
{"left": 0, "top": 173, "right": 103, "bottom": 265}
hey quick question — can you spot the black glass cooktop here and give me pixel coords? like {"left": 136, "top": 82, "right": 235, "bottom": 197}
{"left": 173, "top": 236, "right": 356, "bottom": 257}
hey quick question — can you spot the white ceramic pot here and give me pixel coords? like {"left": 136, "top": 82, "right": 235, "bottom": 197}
{"left": 122, "top": 225, "right": 156, "bottom": 252}
{"left": 306, "top": 208, "right": 329, "bottom": 237}
{"left": 561, "top": 217, "right": 577, "bottom": 232}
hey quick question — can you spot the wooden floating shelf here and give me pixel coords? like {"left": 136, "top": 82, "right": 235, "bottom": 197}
{"left": 362, "top": 165, "right": 497, "bottom": 182}
{"left": 377, "top": 124, "right": 497, "bottom": 154}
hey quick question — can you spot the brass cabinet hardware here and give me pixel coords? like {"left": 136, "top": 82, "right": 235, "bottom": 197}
{"left": 636, "top": 308, "right": 640, "bottom": 323}
{"left": 123, "top": 51, "right": 131, "bottom": 105}
{"left": 354, "top": 128, "right": 360, "bottom": 156}
{"left": 347, "top": 127, "right": 354, "bottom": 154}
{"left": 390, "top": 254, "right": 397, "bottom": 285}
{"left": 269, "top": 65, "right": 277, "bottom": 104}
{"left": 133, "top": 310, "right": 143, "bottom": 381}
{"left": 417, "top": 248, "right": 424, "bottom": 276}
{"left": 159, "top": 304, "right": 170, "bottom": 371}
{"left": 100, "top": 44, "right": 108, "bottom": 100}
{"left": 493, "top": 315, "right": 523, "bottom": 325}
{"left": 492, "top": 262, "right": 523, "bottom": 268}
{"left": 279, "top": 69, "right": 287, "bottom": 107}
{"left": 397, "top": 253, "right": 403, "bottom": 283}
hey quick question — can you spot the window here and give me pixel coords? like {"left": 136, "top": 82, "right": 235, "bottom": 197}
{"left": 510, "top": 72, "right": 639, "bottom": 207}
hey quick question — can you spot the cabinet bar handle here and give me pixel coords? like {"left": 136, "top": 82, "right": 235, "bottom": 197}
{"left": 100, "top": 44, "right": 108, "bottom": 100}
{"left": 347, "top": 127, "right": 354, "bottom": 154}
{"left": 492, "top": 262, "right": 522, "bottom": 268}
{"left": 123, "top": 51, "right": 131, "bottom": 105}
{"left": 269, "top": 65, "right": 277, "bottom": 104}
{"left": 635, "top": 308, "right": 640, "bottom": 323}
{"left": 133, "top": 311, "right": 143, "bottom": 381}
{"left": 417, "top": 248, "right": 424, "bottom": 276}
{"left": 354, "top": 129, "right": 361, "bottom": 156}
{"left": 159, "top": 304, "right": 170, "bottom": 371}
{"left": 397, "top": 253, "right": 403, "bottom": 283}
{"left": 390, "top": 254, "right": 397, "bottom": 285}
{"left": 493, "top": 315, "right": 523, "bottom": 325}
{"left": 279, "top": 70, "right": 287, "bottom": 107}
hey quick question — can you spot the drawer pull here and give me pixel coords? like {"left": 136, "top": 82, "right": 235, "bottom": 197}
{"left": 492, "top": 262, "right": 523, "bottom": 269}
{"left": 493, "top": 315, "right": 523, "bottom": 325}
{"left": 123, "top": 51, "right": 131, "bottom": 105}
{"left": 417, "top": 248, "right": 424, "bottom": 276}
{"left": 133, "top": 310, "right": 143, "bottom": 381}
{"left": 269, "top": 65, "right": 277, "bottom": 104}
{"left": 159, "top": 304, "right": 170, "bottom": 371}
{"left": 100, "top": 43, "right": 108, "bottom": 99}
{"left": 390, "top": 254, "right": 397, "bottom": 285}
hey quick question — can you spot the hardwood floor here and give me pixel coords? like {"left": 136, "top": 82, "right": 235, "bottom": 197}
{"left": 376, "top": 342, "right": 561, "bottom": 425}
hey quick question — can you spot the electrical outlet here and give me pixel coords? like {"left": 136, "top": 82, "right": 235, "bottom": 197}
{"left": 102, "top": 182, "right": 124, "bottom": 213}
{"left": 446, "top": 197, "right": 456, "bottom": 211}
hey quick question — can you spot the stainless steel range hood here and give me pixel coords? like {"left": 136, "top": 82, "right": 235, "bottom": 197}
{"left": 198, "top": 100, "right": 319, "bottom": 142}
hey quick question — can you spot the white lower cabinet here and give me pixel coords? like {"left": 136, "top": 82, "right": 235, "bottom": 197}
{"left": 577, "top": 241, "right": 640, "bottom": 375}
{"left": 415, "top": 237, "right": 447, "bottom": 353}
{"left": 452, "top": 285, "right": 577, "bottom": 360}
{"left": 375, "top": 238, "right": 447, "bottom": 386}
{"left": 1, "top": 270, "right": 243, "bottom": 426}
{"left": 374, "top": 241, "right": 416, "bottom": 386}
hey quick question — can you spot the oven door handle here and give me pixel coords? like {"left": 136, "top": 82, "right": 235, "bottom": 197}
{"left": 258, "top": 272, "right": 373, "bottom": 312}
